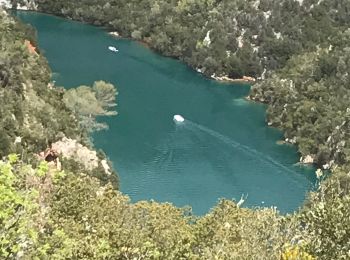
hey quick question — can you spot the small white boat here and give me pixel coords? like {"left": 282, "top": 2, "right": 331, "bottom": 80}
{"left": 173, "top": 115, "right": 185, "bottom": 123}
{"left": 108, "top": 46, "right": 119, "bottom": 52}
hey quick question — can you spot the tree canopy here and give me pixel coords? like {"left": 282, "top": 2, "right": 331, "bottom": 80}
{"left": 63, "top": 81, "right": 118, "bottom": 132}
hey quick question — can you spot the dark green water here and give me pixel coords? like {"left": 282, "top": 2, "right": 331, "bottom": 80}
{"left": 17, "top": 12, "right": 316, "bottom": 215}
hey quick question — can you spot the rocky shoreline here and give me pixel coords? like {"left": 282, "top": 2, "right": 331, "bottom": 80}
{"left": 211, "top": 74, "right": 256, "bottom": 84}
{"left": 108, "top": 31, "right": 257, "bottom": 85}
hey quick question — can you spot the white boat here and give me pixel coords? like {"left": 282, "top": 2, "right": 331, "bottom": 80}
{"left": 108, "top": 46, "right": 119, "bottom": 52}
{"left": 173, "top": 115, "right": 185, "bottom": 123}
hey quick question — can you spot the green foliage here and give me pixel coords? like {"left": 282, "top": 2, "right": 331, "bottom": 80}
{"left": 0, "top": 155, "right": 77, "bottom": 259}
{"left": 36, "top": 0, "right": 350, "bottom": 79}
{"left": 0, "top": 10, "right": 82, "bottom": 159}
{"left": 297, "top": 169, "right": 350, "bottom": 259}
{"left": 250, "top": 45, "right": 350, "bottom": 167}
{"left": 36, "top": 161, "right": 49, "bottom": 177}
{"left": 194, "top": 200, "right": 290, "bottom": 259}
{"left": 0, "top": 10, "right": 118, "bottom": 190}
{"left": 0, "top": 157, "right": 325, "bottom": 259}
{"left": 1, "top": 158, "right": 304, "bottom": 259}
{"left": 60, "top": 156, "right": 119, "bottom": 189}
{"left": 48, "top": 172, "right": 195, "bottom": 259}
{"left": 0, "top": 155, "right": 38, "bottom": 258}
{"left": 35, "top": 0, "right": 348, "bottom": 79}
{"left": 63, "top": 81, "right": 118, "bottom": 132}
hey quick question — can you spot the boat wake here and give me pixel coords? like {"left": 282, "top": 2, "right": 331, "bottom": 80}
{"left": 182, "top": 120, "right": 296, "bottom": 175}
{"left": 108, "top": 46, "right": 119, "bottom": 52}
{"left": 173, "top": 114, "right": 185, "bottom": 123}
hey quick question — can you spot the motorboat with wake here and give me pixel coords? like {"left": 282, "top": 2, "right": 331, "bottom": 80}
{"left": 173, "top": 115, "right": 185, "bottom": 123}
{"left": 108, "top": 46, "right": 119, "bottom": 52}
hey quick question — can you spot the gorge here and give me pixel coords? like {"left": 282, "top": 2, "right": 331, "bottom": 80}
{"left": 16, "top": 11, "right": 315, "bottom": 214}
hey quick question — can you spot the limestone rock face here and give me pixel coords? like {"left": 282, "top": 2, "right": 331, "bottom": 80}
{"left": 203, "top": 30, "right": 211, "bottom": 47}
{"left": 322, "top": 160, "right": 335, "bottom": 170}
{"left": 109, "top": 31, "right": 120, "bottom": 37}
{"left": 300, "top": 155, "right": 314, "bottom": 164}
{"left": 0, "top": 0, "right": 11, "bottom": 9}
{"left": 51, "top": 137, "right": 111, "bottom": 175}
{"left": 0, "top": 0, "right": 38, "bottom": 10}
{"left": 101, "top": 159, "right": 111, "bottom": 175}
{"left": 285, "top": 137, "right": 297, "bottom": 144}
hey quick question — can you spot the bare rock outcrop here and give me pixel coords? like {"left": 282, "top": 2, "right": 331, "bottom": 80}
{"left": 51, "top": 137, "right": 112, "bottom": 175}
{"left": 300, "top": 155, "right": 315, "bottom": 164}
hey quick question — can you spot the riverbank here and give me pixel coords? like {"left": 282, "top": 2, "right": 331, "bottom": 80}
{"left": 8, "top": 0, "right": 350, "bottom": 172}
{"left": 0, "top": 7, "right": 119, "bottom": 189}
{"left": 1, "top": 3, "right": 259, "bottom": 87}
{"left": 211, "top": 74, "right": 256, "bottom": 84}
{"left": 12, "top": 9, "right": 322, "bottom": 174}
{"left": 108, "top": 31, "right": 257, "bottom": 85}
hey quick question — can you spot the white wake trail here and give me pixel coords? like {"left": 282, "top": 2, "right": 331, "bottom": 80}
{"left": 183, "top": 120, "right": 296, "bottom": 175}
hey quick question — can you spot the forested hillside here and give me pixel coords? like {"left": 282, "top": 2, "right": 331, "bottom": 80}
{"left": 0, "top": 10, "right": 77, "bottom": 157}
{"left": 250, "top": 37, "right": 350, "bottom": 169}
{"left": 32, "top": 0, "right": 348, "bottom": 79}
{"left": 0, "top": 9, "right": 118, "bottom": 186}
{"left": 1, "top": 1, "right": 350, "bottom": 259}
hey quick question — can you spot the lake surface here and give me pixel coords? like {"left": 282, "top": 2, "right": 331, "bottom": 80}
{"left": 17, "top": 12, "right": 316, "bottom": 215}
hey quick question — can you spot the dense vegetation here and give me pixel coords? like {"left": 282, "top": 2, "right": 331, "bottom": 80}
{"left": 4, "top": 149, "right": 350, "bottom": 259}
{"left": 1, "top": 1, "right": 350, "bottom": 259}
{"left": 0, "top": 10, "right": 78, "bottom": 158}
{"left": 250, "top": 42, "right": 350, "bottom": 168}
{"left": 0, "top": 9, "right": 118, "bottom": 187}
{"left": 0, "top": 154, "right": 311, "bottom": 259}
{"left": 31, "top": 0, "right": 347, "bottom": 79}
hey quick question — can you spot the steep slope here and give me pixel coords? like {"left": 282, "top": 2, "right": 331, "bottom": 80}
{"left": 0, "top": 9, "right": 118, "bottom": 187}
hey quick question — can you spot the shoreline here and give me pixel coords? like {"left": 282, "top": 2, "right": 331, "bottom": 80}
{"left": 108, "top": 31, "right": 257, "bottom": 85}
{"left": 10, "top": 7, "right": 257, "bottom": 87}
{"left": 211, "top": 74, "right": 256, "bottom": 84}
{"left": 13, "top": 9, "right": 319, "bottom": 171}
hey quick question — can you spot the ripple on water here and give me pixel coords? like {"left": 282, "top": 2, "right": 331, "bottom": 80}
{"left": 15, "top": 11, "right": 316, "bottom": 215}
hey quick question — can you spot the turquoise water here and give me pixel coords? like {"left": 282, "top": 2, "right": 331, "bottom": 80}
{"left": 17, "top": 12, "right": 316, "bottom": 215}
